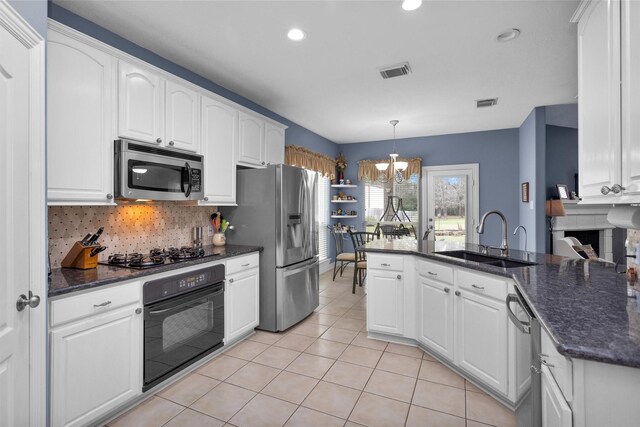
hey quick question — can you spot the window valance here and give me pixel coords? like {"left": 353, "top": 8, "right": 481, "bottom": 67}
{"left": 357, "top": 157, "right": 422, "bottom": 182}
{"left": 284, "top": 145, "right": 337, "bottom": 179}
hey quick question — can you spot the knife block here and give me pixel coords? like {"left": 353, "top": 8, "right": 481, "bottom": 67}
{"left": 61, "top": 241, "right": 100, "bottom": 269}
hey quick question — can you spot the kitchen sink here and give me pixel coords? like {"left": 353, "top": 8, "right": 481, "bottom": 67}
{"left": 435, "top": 250, "right": 537, "bottom": 268}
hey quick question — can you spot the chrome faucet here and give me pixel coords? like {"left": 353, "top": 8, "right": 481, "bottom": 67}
{"left": 476, "top": 210, "right": 509, "bottom": 256}
{"left": 513, "top": 225, "right": 527, "bottom": 252}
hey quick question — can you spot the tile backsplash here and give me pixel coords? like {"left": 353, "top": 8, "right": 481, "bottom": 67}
{"left": 48, "top": 204, "right": 216, "bottom": 267}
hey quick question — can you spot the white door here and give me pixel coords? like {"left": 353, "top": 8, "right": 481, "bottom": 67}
{"left": 200, "top": 95, "right": 237, "bottom": 205}
{"left": 237, "top": 111, "right": 265, "bottom": 167}
{"left": 422, "top": 164, "right": 479, "bottom": 245}
{"left": 118, "top": 61, "right": 163, "bottom": 144}
{"left": 367, "top": 269, "right": 404, "bottom": 335}
{"left": 264, "top": 122, "right": 285, "bottom": 165}
{"left": 577, "top": 0, "right": 621, "bottom": 201}
{"left": 417, "top": 275, "right": 454, "bottom": 361}
{"left": 165, "top": 80, "right": 199, "bottom": 153}
{"left": 0, "top": 3, "right": 46, "bottom": 426}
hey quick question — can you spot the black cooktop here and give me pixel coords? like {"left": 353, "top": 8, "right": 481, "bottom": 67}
{"left": 100, "top": 247, "right": 213, "bottom": 270}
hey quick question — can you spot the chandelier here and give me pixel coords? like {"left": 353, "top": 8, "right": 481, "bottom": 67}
{"left": 376, "top": 120, "right": 408, "bottom": 183}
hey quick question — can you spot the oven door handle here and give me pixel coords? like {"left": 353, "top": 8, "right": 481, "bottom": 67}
{"left": 147, "top": 288, "right": 224, "bottom": 316}
{"left": 184, "top": 162, "right": 192, "bottom": 198}
{"left": 506, "top": 293, "right": 531, "bottom": 334}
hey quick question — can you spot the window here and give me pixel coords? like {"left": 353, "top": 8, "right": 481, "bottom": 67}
{"left": 317, "top": 176, "right": 330, "bottom": 260}
{"left": 363, "top": 176, "right": 419, "bottom": 232}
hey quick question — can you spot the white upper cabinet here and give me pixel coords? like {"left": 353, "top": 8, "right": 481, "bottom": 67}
{"left": 47, "top": 30, "right": 116, "bottom": 205}
{"left": 237, "top": 111, "right": 265, "bottom": 167}
{"left": 200, "top": 95, "right": 237, "bottom": 205}
{"left": 576, "top": 0, "right": 640, "bottom": 203}
{"left": 118, "top": 61, "right": 164, "bottom": 145}
{"left": 265, "top": 122, "right": 285, "bottom": 165}
{"left": 165, "top": 80, "right": 200, "bottom": 152}
{"left": 621, "top": 0, "right": 640, "bottom": 195}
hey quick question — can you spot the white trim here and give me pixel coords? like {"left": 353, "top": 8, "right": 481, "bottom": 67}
{"left": 47, "top": 19, "right": 288, "bottom": 130}
{"left": 570, "top": 0, "right": 592, "bottom": 23}
{"left": 0, "top": 2, "right": 47, "bottom": 426}
{"left": 421, "top": 163, "right": 480, "bottom": 244}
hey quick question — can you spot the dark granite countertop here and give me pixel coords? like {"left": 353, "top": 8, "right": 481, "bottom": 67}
{"left": 48, "top": 244, "right": 263, "bottom": 298}
{"left": 361, "top": 239, "right": 640, "bottom": 369}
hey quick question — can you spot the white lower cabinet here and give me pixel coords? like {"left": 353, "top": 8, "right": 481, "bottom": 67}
{"left": 367, "top": 268, "right": 404, "bottom": 335}
{"left": 541, "top": 365, "right": 572, "bottom": 427}
{"left": 417, "top": 274, "right": 454, "bottom": 361}
{"left": 455, "top": 287, "right": 508, "bottom": 394}
{"left": 49, "top": 282, "right": 143, "bottom": 427}
{"left": 225, "top": 254, "right": 260, "bottom": 344}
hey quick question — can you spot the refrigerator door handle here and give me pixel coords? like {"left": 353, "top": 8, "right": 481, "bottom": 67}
{"left": 281, "top": 258, "right": 318, "bottom": 277}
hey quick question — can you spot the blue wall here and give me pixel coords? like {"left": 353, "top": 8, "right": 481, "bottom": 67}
{"left": 9, "top": 0, "right": 47, "bottom": 37}
{"left": 340, "top": 129, "right": 521, "bottom": 249}
{"left": 518, "top": 107, "right": 547, "bottom": 253}
{"left": 546, "top": 125, "right": 578, "bottom": 199}
{"left": 48, "top": 3, "right": 337, "bottom": 158}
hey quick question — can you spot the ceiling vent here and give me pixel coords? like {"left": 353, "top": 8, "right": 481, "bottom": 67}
{"left": 379, "top": 62, "right": 412, "bottom": 79}
{"left": 476, "top": 98, "right": 498, "bottom": 108}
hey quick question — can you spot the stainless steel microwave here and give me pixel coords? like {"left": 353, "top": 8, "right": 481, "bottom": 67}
{"left": 114, "top": 139, "right": 204, "bottom": 201}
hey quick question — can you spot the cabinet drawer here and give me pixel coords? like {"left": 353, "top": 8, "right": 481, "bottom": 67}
{"left": 226, "top": 252, "right": 259, "bottom": 275}
{"left": 416, "top": 259, "right": 453, "bottom": 284}
{"left": 457, "top": 269, "right": 507, "bottom": 301}
{"left": 50, "top": 281, "right": 140, "bottom": 328}
{"left": 367, "top": 254, "right": 404, "bottom": 271}
{"left": 541, "top": 327, "right": 573, "bottom": 402}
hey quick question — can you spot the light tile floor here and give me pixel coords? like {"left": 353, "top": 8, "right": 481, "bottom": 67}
{"left": 107, "top": 269, "right": 516, "bottom": 427}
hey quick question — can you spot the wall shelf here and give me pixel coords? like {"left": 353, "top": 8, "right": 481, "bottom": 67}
{"left": 331, "top": 184, "right": 357, "bottom": 188}
{"left": 331, "top": 200, "right": 357, "bottom": 203}
{"left": 331, "top": 215, "right": 358, "bottom": 218}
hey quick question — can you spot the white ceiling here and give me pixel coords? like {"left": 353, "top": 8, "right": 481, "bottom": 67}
{"left": 53, "top": 0, "right": 579, "bottom": 144}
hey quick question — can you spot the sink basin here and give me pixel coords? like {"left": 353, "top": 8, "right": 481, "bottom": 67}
{"left": 435, "top": 250, "right": 537, "bottom": 268}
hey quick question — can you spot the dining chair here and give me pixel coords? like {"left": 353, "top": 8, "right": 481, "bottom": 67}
{"left": 327, "top": 225, "right": 355, "bottom": 280}
{"left": 347, "top": 229, "right": 380, "bottom": 294}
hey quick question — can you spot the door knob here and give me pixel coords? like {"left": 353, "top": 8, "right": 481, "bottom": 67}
{"left": 455, "top": 290, "right": 461, "bottom": 296}
{"left": 16, "top": 291, "right": 41, "bottom": 312}
{"left": 611, "top": 184, "right": 626, "bottom": 194}
{"left": 156, "top": 138, "right": 162, "bottom": 143}
{"left": 169, "top": 141, "right": 175, "bottom": 146}
{"left": 601, "top": 186, "right": 612, "bottom": 195}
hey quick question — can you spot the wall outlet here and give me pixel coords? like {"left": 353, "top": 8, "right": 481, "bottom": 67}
{"left": 207, "top": 225, "right": 214, "bottom": 236}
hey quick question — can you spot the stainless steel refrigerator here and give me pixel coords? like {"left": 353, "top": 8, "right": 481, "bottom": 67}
{"left": 221, "top": 165, "right": 319, "bottom": 332}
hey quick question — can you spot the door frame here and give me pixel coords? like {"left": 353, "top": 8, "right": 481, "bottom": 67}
{"left": 420, "top": 163, "right": 479, "bottom": 244}
{"left": 0, "top": 2, "right": 47, "bottom": 426}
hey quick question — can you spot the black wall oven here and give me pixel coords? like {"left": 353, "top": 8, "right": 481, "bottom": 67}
{"left": 142, "top": 264, "right": 224, "bottom": 391}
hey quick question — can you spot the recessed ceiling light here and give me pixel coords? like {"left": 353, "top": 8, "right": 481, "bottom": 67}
{"left": 287, "top": 28, "right": 306, "bottom": 41}
{"left": 496, "top": 28, "right": 521, "bottom": 42}
{"left": 402, "top": 0, "right": 422, "bottom": 11}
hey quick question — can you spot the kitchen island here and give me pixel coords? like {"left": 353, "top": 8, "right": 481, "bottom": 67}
{"left": 360, "top": 238, "right": 640, "bottom": 427}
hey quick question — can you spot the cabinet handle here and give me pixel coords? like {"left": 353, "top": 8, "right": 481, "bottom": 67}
{"left": 611, "top": 184, "right": 626, "bottom": 194}
{"left": 229, "top": 278, "right": 234, "bottom": 283}
{"left": 169, "top": 141, "right": 175, "bottom": 146}
{"left": 455, "top": 291, "right": 461, "bottom": 296}
{"left": 241, "top": 263, "right": 251, "bottom": 267}
{"left": 541, "top": 359, "right": 555, "bottom": 368}
{"left": 93, "top": 301, "right": 112, "bottom": 308}
{"left": 601, "top": 186, "right": 612, "bottom": 195}
{"left": 156, "top": 138, "right": 162, "bottom": 143}
{"left": 204, "top": 197, "right": 209, "bottom": 201}
{"left": 261, "top": 161, "right": 265, "bottom": 165}
{"left": 427, "top": 271, "right": 437, "bottom": 276}
{"left": 471, "top": 284, "right": 485, "bottom": 290}
{"left": 444, "top": 287, "right": 450, "bottom": 293}
{"left": 135, "top": 308, "right": 142, "bottom": 315}
{"left": 397, "top": 274, "right": 402, "bottom": 279}
{"left": 106, "top": 193, "right": 113, "bottom": 200}
{"left": 381, "top": 263, "right": 391, "bottom": 267}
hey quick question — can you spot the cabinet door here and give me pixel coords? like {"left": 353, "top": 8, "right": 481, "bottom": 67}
{"left": 200, "top": 96, "right": 237, "bottom": 205}
{"left": 47, "top": 32, "right": 115, "bottom": 205}
{"left": 578, "top": 0, "right": 621, "bottom": 201}
{"left": 418, "top": 275, "right": 454, "bottom": 361}
{"left": 621, "top": 0, "right": 640, "bottom": 196}
{"left": 237, "top": 111, "right": 265, "bottom": 167}
{"left": 541, "top": 366, "right": 572, "bottom": 427}
{"left": 455, "top": 289, "right": 507, "bottom": 394}
{"left": 367, "top": 269, "right": 404, "bottom": 335}
{"left": 50, "top": 306, "right": 142, "bottom": 427}
{"left": 264, "top": 122, "right": 285, "bottom": 165}
{"left": 165, "top": 80, "right": 199, "bottom": 152}
{"left": 225, "top": 269, "right": 259, "bottom": 344}
{"left": 118, "top": 61, "right": 163, "bottom": 144}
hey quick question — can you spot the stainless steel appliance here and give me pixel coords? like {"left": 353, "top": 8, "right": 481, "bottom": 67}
{"left": 507, "top": 288, "right": 541, "bottom": 427}
{"left": 221, "top": 165, "right": 319, "bottom": 332}
{"left": 142, "top": 264, "right": 225, "bottom": 391}
{"left": 114, "top": 139, "right": 203, "bottom": 201}
{"left": 100, "top": 247, "right": 213, "bottom": 270}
